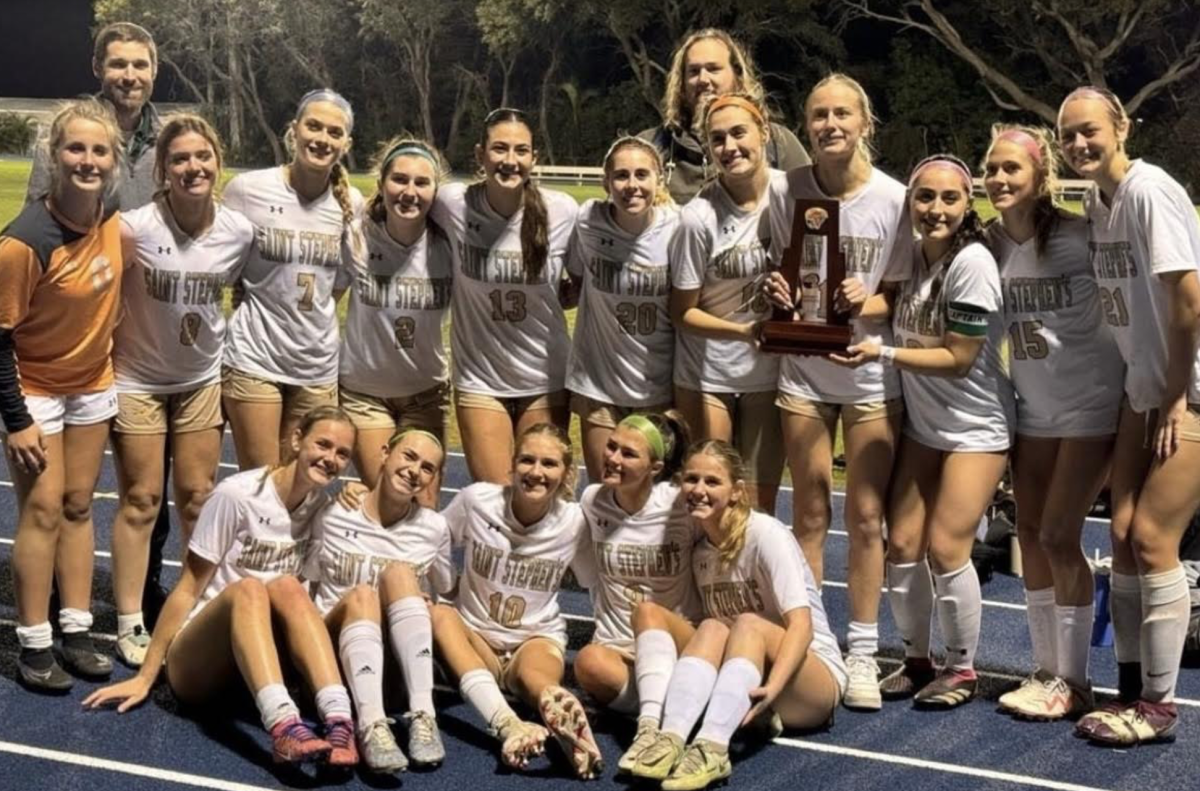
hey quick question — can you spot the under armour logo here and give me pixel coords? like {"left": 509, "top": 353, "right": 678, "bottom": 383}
{"left": 269, "top": 206, "right": 284, "bottom": 214}
{"left": 157, "top": 246, "right": 172, "bottom": 255}
{"left": 356, "top": 665, "right": 376, "bottom": 676}
{"left": 257, "top": 516, "right": 271, "bottom": 525}
{"left": 468, "top": 221, "right": 482, "bottom": 232}
{"left": 600, "top": 238, "right": 614, "bottom": 247}
{"left": 596, "top": 518, "right": 610, "bottom": 529}
{"left": 722, "top": 225, "right": 736, "bottom": 235}
{"left": 486, "top": 522, "right": 503, "bottom": 532}
{"left": 369, "top": 252, "right": 384, "bottom": 261}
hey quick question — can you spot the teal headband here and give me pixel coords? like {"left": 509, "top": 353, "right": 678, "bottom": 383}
{"left": 618, "top": 415, "right": 665, "bottom": 460}
{"left": 383, "top": 144, "right": 440, "bottom": 177}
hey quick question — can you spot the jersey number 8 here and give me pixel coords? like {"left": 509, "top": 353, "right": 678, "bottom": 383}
{"left": 179, "top": 312, "right": 202, "bottom": 347}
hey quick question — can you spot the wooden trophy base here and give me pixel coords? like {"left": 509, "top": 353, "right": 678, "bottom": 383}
{"left": 759, "top": 321, "right": 854, "bottom": 356}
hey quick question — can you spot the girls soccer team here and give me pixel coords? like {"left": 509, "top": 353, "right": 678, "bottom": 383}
{"left": 1, "top": 23, "right": 1198, "bottom": 790}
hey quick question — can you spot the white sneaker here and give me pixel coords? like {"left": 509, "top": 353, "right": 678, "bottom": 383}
{"left": 843, "top": 654, "right": 882, "bottom": 711}
{"left": 116, "top": 625, "right": 151, "bottom": 668}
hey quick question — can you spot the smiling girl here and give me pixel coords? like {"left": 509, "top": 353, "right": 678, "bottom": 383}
{"left": 567, "top": 138, "right": 679, "bottom": 480}
{"left": 310, "top": 429, "right": 452, "bottom": 772}
{"left": 339, "top": 138, "right": 452, "bottom": 506}
{"left": 2, "top": 99, "right": 124, "bottom": 691}
{"left": 630, "top": 440, "right": 844, "bottom": 790}
{"left": 108, "top": 115, "right": 254, "bottom": 668}
{"left": 671, "top": 92, "right": 784, "bottom": 514}
{"left": 981, "top": 124, "right": 1122, "bottom": 721}
{"left": 85, "top": 408, "right": 362, "bottom": 768}
{"left": 222, "top": 89, "right": 362, "bottom": 469}
{"left": 431, "top": 109, "right": 578, "bottom": 485}
{"left": 430, "top": 423, "right": 603, "bottom": 778}
{"left": 1057, "top": 87, "right": 1200, "bottom": 746}
{"left": 765, "top": 74, "right": 909, "bottom": 711}
{"left": 834, "top": 155, "right": 1015, "bottom": 709}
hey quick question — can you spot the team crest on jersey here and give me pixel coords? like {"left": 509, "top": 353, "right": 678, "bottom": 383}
{"left": 89, "top": 254, "right": 115, "bottom": 292}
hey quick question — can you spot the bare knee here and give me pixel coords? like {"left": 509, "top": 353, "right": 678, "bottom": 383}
{"left": 61, "top": 490, "right": 96, "bottom": 524}
{"left": 344, "top": 583, "right": 381, "bottom": 615}
{"left": 229, "top": 577, "right": 271, "bottom": 613}
{"left": 730, "top": 612, "right": 763, "bottom": 637}
{"left": 886, "top": 529, "right": 925, "bottom": 564}
{"left": 20, "top": 495, "right": 62, "bottom": 533}
{"left": 1039, "top": 524, "right": 1083, "bottom": 566}
{"left": 430, "top": 603, "right": 461, "bottom": 633}
{"left": 573, "top": 644, "right": 617, "bottom": 695}
{"left": 845, "top": 503, "right": 885, "bottom": 546}
{"left": 632, "top": 601, "right": 671, "bottom": 633}
{"left": 178, "top": 480, "right": 214, "bottom": 525}
{"left": 265, "top": 575, "right": 310, "bottom": 609}
{"left": 380, "top": 562, "right": 421, "bottom": 600}
{"left": 119, "top": 486, "right": 163, "bottom": 529}
{"left": 693, "top": 618, "right": 730, "bottom": 644}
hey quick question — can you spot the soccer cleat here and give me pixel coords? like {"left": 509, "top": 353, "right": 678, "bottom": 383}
{"left": 538, "top": 684, "right": 604, "bottom": 779}
{"left": 60, "top": 632, "right": 113, "bottom": 679}
{"left": 1079, "top": 700, "right": 1178, "bottom": 746}
{"left": 116, "top": 625, "right": 151, "bottom": 668}
{"left": 998, "top": 670, "right": 1053, "bottom": 715}
{"left": 324, "top": 717, "right": 359, "bottom": 767}
{"left": 662, "top": 739, "right": 732, "bottom": 791}
{"left": 269, "top": 716, "right": 333, "bottom": 764}
{"left": 879, "top": 657, "right": 936, "bottom": 700}
{"left": 1075, "top": 699, "right": 1133, "bottom": 739}
{"left": 618, "top": 717, "right": 661, "bottom": 774}
{"left": 913, "top": 669, "right": 977, "bottom": 710}
{"left": 16, "top": 648, "right": 73, "bottom": 693}
{"left": 843, "top": 654, "right": 883, "bottom": 711}
{"left": 404, "top": 710, "right": 445, "bottom": 768}
{"left": 630, "top": 731, "right": 685, "bottom": 781}
{"left": 493, "top": 713, "right": 548, "bottom": 770}
{"left": 359, "top": 718, "right": 408, "bottom": 773}
{"left": 1004, "top": 675, "right": 1094, "bottom": 721}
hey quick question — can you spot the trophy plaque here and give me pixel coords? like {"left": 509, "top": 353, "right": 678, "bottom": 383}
{"left": 758, "top": 198, "right": 853, "bottom": 356}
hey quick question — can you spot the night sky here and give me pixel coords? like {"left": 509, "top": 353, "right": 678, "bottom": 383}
{"left": 0, "top": 1, "right": 112, "bottom": 98}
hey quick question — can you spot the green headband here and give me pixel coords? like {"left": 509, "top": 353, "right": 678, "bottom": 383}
{"left": 382, "top": 143, "right": 439, "bottom": 177}
{"left": 618, "top": 415, "right": 665, "bottom": 460}
{"left": 387, "top": 427, "right": 443, "bottom": 452}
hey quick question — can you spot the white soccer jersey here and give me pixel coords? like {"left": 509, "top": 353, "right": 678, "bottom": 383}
{"left": 671, "top": 174, "right": 780, "bottom": 393}
{"left": 891, "top": 241, "right": 1015, "bottom": 452}
{"left": 691, "top": 512, "right": 844, "bottom": 677}
{"left": 565, "top": 200, "right": 678, "bottom": 407}
{"left": 1084, "top": 160, "right": 1200, "bottom": 412}
{"left": 430, "top": 182, "right": 577, "bottom": 397}
{"left": 768, "top": 166, "right": 909, "bottom": 403}
{"left": 442, "top": 483, "right": 589, "bottom": 652}
{"left": 308, "top": 500, "right": 454, "bottom": 616}
{"left": 993, "top": 217, "right": 1123, "bottom": 436}
{"left": 580, "top": 482, "right": 702, "bottom": 650}
{"left": 187, "top": 467, "right": 329, "bottom": 622}
{"left": 223, "top": 167, "right": 362, "bottom": 386}
{"left": 115, "top": 200, "right": 253, "bottom": 393}
{"left": 338, "top": 217, "right": 453, "bottom": 398}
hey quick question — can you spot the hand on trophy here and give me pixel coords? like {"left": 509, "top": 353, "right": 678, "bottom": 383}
{"left": 762, "top": 271, "right": 795, "bottom": 311}
{"left": 830, "top": 339, "right": 881, "bottom": 368}
{"left": 835, "top": 277, "right": 867, "bottom": 315}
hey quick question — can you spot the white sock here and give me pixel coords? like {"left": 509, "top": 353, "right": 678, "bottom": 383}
{"left": 1024, "top": 587, "right": 1056, "bottom": 674}
{"left": 934, "top": 562, "right": 982, "bottom": 672}
{"left": 660, "top": 656, "right": 719, "bottom": 740}
{"left": 608, "top": 675, "right": 639, "bottom": 715}
{"left": 15, "top": 621, "right": 53, "bottom": 650}
{"left": 338, "top": 619, "right": 386, "bottom": 730}
{"left": 1110, "top": 571, "right": 1143, "bottom": 664}
{"left": 460, "top": 668, "right": 514, "bottom": 729}
{"left": 315, "top": 684, "right": 353, "bottom": 722}
{"left": 846, "top": 620, "right": 879, "bottom": 657}
{"left": 256, "top": 683, "right": 301, "bottom": 731}
{"left": 1140, "top": 566, "right": 1190, "bottom": 704}
{"left": 59, "top": 608, "right": 92, "bottom": 635}
{"left": 117, "top": 611, "right": 145, "bottom": 637}
{"left": 1055, "top": 603, "right": 1094, "bottom": 688}
{"left": 886, "top": 560, "right": 934, "bottom": 658}
{"left": 635, "top": 629, "right": 678, "bottom": 722}
{"left": 695, "top": 657, "right": 761, "bottom": 748}
{"left": 387, "top": 596, "right": 436, "bottom": 715}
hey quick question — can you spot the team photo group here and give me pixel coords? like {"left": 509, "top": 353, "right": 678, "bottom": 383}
{"left": 2, "top": 15, "right": 1200, "bottom": 790}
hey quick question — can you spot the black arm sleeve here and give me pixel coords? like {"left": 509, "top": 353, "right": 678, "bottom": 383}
{"left": 0, "top": 329, "right": 32, "bottom": 433}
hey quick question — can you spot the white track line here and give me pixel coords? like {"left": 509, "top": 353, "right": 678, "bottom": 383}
{"left": 772, "top": 737, "right": 1125, "bottom": 791}
{"left": 0, "top": 740, "right": 279, "bottom": 791}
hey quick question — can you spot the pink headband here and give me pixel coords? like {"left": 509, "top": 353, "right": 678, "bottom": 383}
{"left": 993, "top": 129, "right": 1043, "bottom": 164}
{"left": 908, "top": 155, "right": 973, "bottom": 194}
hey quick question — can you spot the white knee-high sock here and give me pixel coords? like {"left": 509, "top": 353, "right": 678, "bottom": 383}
{"left": 387, "top": 596, "right": 435, "bottom": 715}
{"left": 934, "top": 562, "right": 982, "bottom": 672}
{"left": 255, "top": 683, "right": 300, "bottom": 731}
{"left": 887, "top": 560, "right": 934, "bottom": 659}
{"left": 315, "top": 684, "right": 353, "bottom": 722}
{"left": 338, "top": 619, "right": 386, "bottom": 730}
{"left": 460, "top": 668, "right": 514, "bottom": 730}
{"left": 1055, "top": 603, "right": 1094, "bottom": 688}
{"left": 635, "top": 629, "right": 678, "bottom": 722}
{"left": 1140, "top": 566, "right": 1190, "bottom": 704}
{"left": 1110, "top": 571, "right": 1143, "bottom": 665}
{"left": 660, "top": 656, "right": 719, "bottom": 741}
{"left": 608, "top": 675, "right": 640, "bottom": 714}
{"left": 695, "top": 658, "right": 761, "bottom": 748}
{"left": 1024, "top": 587, "right": 1057, "bottom": 674}
{"left": 846, "top": 621, "right": 879, "bottom": 657}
